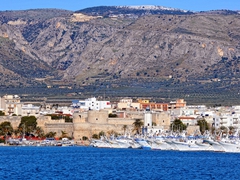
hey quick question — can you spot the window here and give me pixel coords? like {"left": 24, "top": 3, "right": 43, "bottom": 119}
{"left": 96, "top": 118, "right": 98, "bottom": 121}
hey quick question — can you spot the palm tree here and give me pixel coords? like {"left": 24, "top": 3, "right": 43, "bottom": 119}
{"left": 122, "top": 125, "right": 128, "bottom": 135}
{"left": 99, "top": 131, "right": 105, "bottom": 137}
{"left": 35, "top": 126, "right": 44, "bottom": 138}
{"left": 45, "top": 131, "right": 57, "bottom": 138}
{"left": 61, "top": 131, "right": 68, "bottom": 138}
{"left": 107, "top": 130, "right": 118, "bottom": 137}
{"left": 170, "top": 119, "right": 187, "bottom": 132}
{"left": 13, "top": 129, "right": 19, "bottom": 138}
{"left": 132, "top": 119, "right": 144, "bottom": 134}
{"left": 197, "top": 119, "right": 209, "bottom": 134}
{"left": 228, "top": 126, "right": 235, "bottom": 135}
{"left": 0, "top": 122, "right": 13, "bottom": 136}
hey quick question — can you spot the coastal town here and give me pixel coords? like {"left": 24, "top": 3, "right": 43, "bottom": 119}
{"left": 0, "top": 94, "right": 239, "bottom": 151}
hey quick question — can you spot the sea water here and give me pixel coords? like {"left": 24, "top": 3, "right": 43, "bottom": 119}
{"left": 0, "top": 146, "right": 239, "bottom": 180}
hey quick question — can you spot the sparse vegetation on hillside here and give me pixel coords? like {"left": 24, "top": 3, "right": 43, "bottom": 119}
{"left": 0, "top": 8, "right": 240, "bottom": 105}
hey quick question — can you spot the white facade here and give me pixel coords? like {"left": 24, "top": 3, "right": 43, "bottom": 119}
{"left": 144, "top": 110, "right": 152, "bottom": 127}
{"left": 57, "top": 106, "right": 73, "bottom": 115}
{"left": 74, "top": 97, "right": 111, "bottom": 111}
{"left": 119, "top": 98, "right": 132, "bottom": 103}
{"left": 213, "top": 114, "right": 234, "bottom": 129}
{"left": 22, "top": 104, "right": 40, "bottom": 116}
{"left": 0, "top": 95, "right": 23, "bottom": 115}
{"left": 117, "top": 98, "right": 140, "bottom": 110}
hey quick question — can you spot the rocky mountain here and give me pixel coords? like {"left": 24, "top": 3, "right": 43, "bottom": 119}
{"left": 0, "top": 6, "right": 240, "bottom": 103}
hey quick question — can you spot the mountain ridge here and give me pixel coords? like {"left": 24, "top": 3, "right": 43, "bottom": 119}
{"left": 0, "top": 6, "right": 240, "bottom": 104}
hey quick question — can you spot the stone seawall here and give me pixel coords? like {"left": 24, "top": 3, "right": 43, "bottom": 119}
{"left": 45, "top": 123, "right": 74, "bottom": 138}
{"left": 0, "top": 116, "right": 21, "bottom": 129}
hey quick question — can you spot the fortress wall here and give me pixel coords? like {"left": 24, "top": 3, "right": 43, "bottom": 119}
{"left": 152, "top": 112, "right": 171, "bottom": 129}
{"left": 73, "top": 122, "right": 132, "bottom": 140}
{"left": 107, "top": 118, "right": 135, "bottom": 126}
{"left": 73, "top": 112, "right": 88, "bottom": 123}
{"left": 125, "top": 112, "right": 143, "bottom": 119}
{"left": 45, "top": 123, "right": 74, "bottom": 137}
{"left": 37, "top": 116, "right": 51, "bottom": 129}
{"left": 0, "top": 116, "right": 21, "bottom": 129}
{"left": 88, "top": 110, "right": 108, "bottom": 124}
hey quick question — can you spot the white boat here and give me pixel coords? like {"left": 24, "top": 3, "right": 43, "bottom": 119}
{"left": 172, "top": 139, "right": 200, "bottom": 151}
{"left": 115, "top": 139, "right": 131, "bottom": 148}
{"left": 135, "top": 138, "right": 151, "bottom": 150}
{"left": 218, "top": 140, "right": 240, "bottom": 153}
{"left": 195, "top": 141, "right": 213, "bottom": 151}
{"left": 106, "top": 140, "right": 119, "bottom": 148}
{"left": 165, "top": 139, "right": 178, "bottom": 150}
{"left": 203, "top": 139, "right": 225, "bottom": 152}
{"left": 129, "top": 140, "right": 142, "bottom": 149}
{"left": 148, "top": 137, "right": 172, "bottom": 150}
{"left": 91, "top": 139, "right": 111, "bottom": 148}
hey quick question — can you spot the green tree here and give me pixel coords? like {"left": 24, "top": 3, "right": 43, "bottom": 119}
{"left": 60, "top": 131, "right": 68, "bottom": 138}
{"left": 229, "top": 126, "right": 235, "bottom": 135}
{"left": 108, "top": 113, "right": 117, "bottom": 118}
{"left": 197, "top": 119, "right": 209, "bottom": 134}
{"left": 45, "top": 131, "right": 57, "bottom": 138}
{"left": 220, "top": 126, "right": 228, "bottom": 134}
{"left": 0, "top": 121, "right": 13, "bottom": 136}
{"left": 132, "top": 119, "right": 144, "bottom": 134}
{"left": 170, "top": 119, "right": 187, "bottom": 132}
{"left": 46, "top": 114, "right": 60, "bottom": 120}
{"left": 82, "top": 136, "right": 88, "bottom": 140}
{"left": 0, "top": 111, "right": 5, "bottom": 116}
{"left": 99, "top": 131, "right": 105, "bottom": 137}
{"left": 13, "top": 129, "right": 19, "bottom": 138}
{"left": 35, "top": 126, "right": 44, "bottom": 138}
{"left": 18, "top": 116, "right": 37, "bottom": 135}
{"left": 64, "top": 116, "right": 73, "bottom": 122}
{"left": 107, "top": 130, "right": 118, "bottom": 137}
{"left": 92, "top": 134, "right": 99, "bottom": 139}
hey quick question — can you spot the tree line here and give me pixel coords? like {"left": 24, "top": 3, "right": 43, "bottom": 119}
{"left": 0, "top": 116, "right": 71, "bottom": 143}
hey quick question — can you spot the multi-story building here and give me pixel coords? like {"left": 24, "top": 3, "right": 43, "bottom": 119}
{"left": 117, "top": 98, "right": 140, "bottom": 110}
{"left": 0, "top": 95, "right": 23, "bottom": 116}
{"left": 22, "top": 104, "right": 41, "bottom": 117}
{"left": 168, "top": 99, "right": 186, "bottom": 110}
{"left": 72, "top": 97, "right": 111, "bottom": 111}
{"left": 138, "top": 99, "right": 168, "bottom": 111}
{"left": 140, "top": 102, "right": 168, "bottom": 111}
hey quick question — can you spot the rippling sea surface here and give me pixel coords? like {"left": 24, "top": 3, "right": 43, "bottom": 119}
{"left": 0, "top": 146, "right": 239, "bottom": 180}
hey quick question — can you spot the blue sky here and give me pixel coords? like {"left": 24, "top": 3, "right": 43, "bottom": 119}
{"left": 1, "top": 0, "right": 240, "bottom": 12}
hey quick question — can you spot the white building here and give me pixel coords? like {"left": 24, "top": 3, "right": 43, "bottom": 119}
{"left": 72, "top": 97, "right": 111, "bottom": 111}
{"left": 117, "top": 98, "right": 140, "bottom": 110}
{"left": 22, "top": 104, "right": 40, "bottom": 117}
{"left": 144, "top": 109, "right": 152, "bottom": 127}
{"left": 142, "top": 108, "right": 165, "bottom": 135}
{"left": 0, "top": 95, "right": 23, "bottom": 115}
{"left": 213, "top": 113, "right": 234, "bottom": 129}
